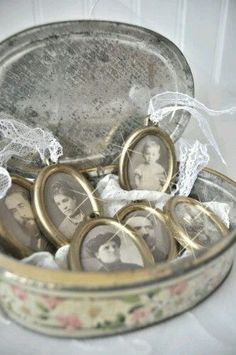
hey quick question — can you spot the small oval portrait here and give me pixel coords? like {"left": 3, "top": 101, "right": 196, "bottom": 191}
{"left": 33, "top": 164, "right": 101, "bottom": 247}
{"left": 164, "top": 196, "right": 229, "bottom": 250}
{"left": 116, "top": 203, "right": 177, "bottom": 263}
{"left": 68, "top": 218, "right": 154, "bottom": 272}
{"left": 0, "top": 176, "right": 53, "bottom": 258}
{"left": 119, "top": 125, "right": 177, "bottom": 192}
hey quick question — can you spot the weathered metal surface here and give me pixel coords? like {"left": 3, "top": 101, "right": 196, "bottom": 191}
{"left": 190, "top": 168, "right": 236, "bottom": 229}
{"left": 0, "top": 21, "right": 194, "bottom": 175}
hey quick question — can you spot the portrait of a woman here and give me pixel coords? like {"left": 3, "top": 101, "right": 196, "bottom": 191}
{"left": 85, "top": 232, "right": 142, "bottom": 272}
{"left": 52, "top": 180, "right": 86, "bottom": 239}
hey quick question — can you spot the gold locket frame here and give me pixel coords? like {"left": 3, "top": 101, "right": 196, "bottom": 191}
{"left": 68, "top": 217, "right": 155, "bottom": 271}
{"left": 115, "top": 202, "right": 178, "bottom": 262}
{"left": 164, "top": 196, "right": 229, "bottom": 251}
{"left": 33, "top": 164, "right": 101, "bottom": 248}
{"left": 118, "top": 123, "right": 177, "bottom": 192}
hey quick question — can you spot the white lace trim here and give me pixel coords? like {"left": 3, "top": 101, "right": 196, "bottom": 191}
{"left": 0, "top": 113, "right": 63, "bottom": 198}
{"left": 176, "top": 139, "right": 209, "bottom": 196}
{"left": 96, "top": 174, "right": 172, "bottom": 216}
{"left": 148, "top": 91, "right": 236, "bottom": 164}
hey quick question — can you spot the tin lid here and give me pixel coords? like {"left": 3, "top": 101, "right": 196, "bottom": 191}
{"left": 0, "top": 21, "right": 194, "bottom": 176}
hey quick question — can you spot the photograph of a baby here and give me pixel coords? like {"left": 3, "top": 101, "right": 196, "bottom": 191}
{"left": 44, "top": 173, "right": 94, "bottom": 240}
{"left": 80, "top": 226, "right": 144, "bottom": 272}
{"left": 129, "top": 136, "right": 168, "bottom": 191}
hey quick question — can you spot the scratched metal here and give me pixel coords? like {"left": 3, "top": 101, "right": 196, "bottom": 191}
{"left": 0, "top": 21, "right": 194, "bottom": 175}
{"left": 190, "top": 169, "right": 236, "bottom": 229}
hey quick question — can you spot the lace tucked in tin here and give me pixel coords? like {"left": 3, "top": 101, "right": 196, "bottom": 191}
{"left": 148, "top": 91, "right": 236, "bottom": 164}
{"left": 147, "top": 91, "right": 236, "bottom": 197}
{"left": 176, "top": 139, "right": 209, "bottom": 196}
{"left": 0, "top": 113, "right": 63, "bottom": 198}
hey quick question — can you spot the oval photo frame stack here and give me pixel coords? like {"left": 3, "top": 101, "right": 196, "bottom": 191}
{"left": 0, "top": 120, "right": 229, "bottom": 273}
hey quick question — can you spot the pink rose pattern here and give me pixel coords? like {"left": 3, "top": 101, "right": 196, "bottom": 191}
{"left": 169, "top": 281, "right": 188, "bottom": 295}
{"left": 43, "top": 296, "right": 64, "bottom": 309}
{"left": 11, "top": 286, "right": 27, "bottom": 301}
{"left": 56, "top": 314, "right": 83, "bottom": 330}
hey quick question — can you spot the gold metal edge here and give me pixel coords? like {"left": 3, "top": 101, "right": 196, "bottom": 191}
{"left": 202, "top": 167, "right": 236, "bottom": 186}
{"left": 33, "top": 164, "right": 102, "bottom": 248}
{"left": 164, "top": 195, "right": 229, "bottom": 251}
{"left": 0, "top": 230, "right": 235, "bottom": 289}
{"left": 118, "top": 125, "right": 177, "bottom": 193}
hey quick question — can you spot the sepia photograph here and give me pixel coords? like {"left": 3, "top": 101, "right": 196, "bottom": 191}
{"left": 33, "top": 164, "right": 101, "bottom": 247}
{"left": 45, "top": 173, "right": 94, "bottom": 239}
{"left": 174, "top": 202, "right": 225, "bottom": 247}
{"left": 0, "top": 177, "right": 51, "bottom": 258}
{"left": 117, "top": 204, "right": 177, "bottom": 262}
{"left": 131, "top": 136, "right": 167, "bottom": 190}
{"left": 68, "top": 218, "right": 155, "bottom": 271}
{"left": 164, "top": 196, "right": 229, "bottom": 251}
{"left": 119, "top": 126, "right": 177, "bottom": 192}
{"left": 81, "top": 226, "right": 143, "bottom": 272}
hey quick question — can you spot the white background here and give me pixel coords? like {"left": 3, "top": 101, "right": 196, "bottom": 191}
{"left": 0, "top": 1, "right": 235, "bottom": 354}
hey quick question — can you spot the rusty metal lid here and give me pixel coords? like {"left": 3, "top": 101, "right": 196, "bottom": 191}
{"left": 0, "top": 21, "right": 194, "bottom": 176}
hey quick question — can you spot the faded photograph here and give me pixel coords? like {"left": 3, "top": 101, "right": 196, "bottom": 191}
{"left": 128, "top": 135, "right": 168, "bottom": 191}
{"left": 0, "top": 183, "right": 49, "bottom": 252}
{"left": 80, "top": 225, "right": 144, "bottom": 272}
{"left": 123, "top": 210, "right": 171, "bottom": 262}
{"left": 175, "top": 203, "right": 224, "bottom": 247}
{"left": 44, "top": 173, "right": 94, "bottom": 240}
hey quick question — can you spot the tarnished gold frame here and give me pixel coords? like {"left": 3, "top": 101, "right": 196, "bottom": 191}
{"left": 115, "top": 202, "right": 178, "bottom": 261}
{"left": 164, "top": 196, "right": 229, "bottom": 251}
{"left": 33, "top": 164, "right": 101, "bottom": 248}
{"left": 0, "top": 176, "right": 34, "bottom": 258}
{"left": 118, "top": 125, "right": 177, "bottom": 192}
{"left": 68, "top": 217, "right": 155, "bottom": 271}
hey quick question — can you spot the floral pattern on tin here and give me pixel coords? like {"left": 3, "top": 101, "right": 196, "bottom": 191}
{"left": 0, "top": 251, "right": 233, "bottom": 336}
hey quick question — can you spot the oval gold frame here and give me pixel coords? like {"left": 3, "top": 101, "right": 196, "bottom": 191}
{"left": 68, "top": 217, "right": 155, "bottom": 271}
{"left": 118, "top": 125, "right": 177, "bottom": 192}
{"left": 115, "top": 202, "right": 178, "bottom": 262}
{"left": 0, "top": 176, "right": 39, "bottom": 258}
{"left": 164, "top": 196, "right": 229, "bottom": 251}
{"left": 33, "top": 164, "right": 101, "bottom": 248}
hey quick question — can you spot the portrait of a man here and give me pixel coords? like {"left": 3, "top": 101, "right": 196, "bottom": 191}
{"left": 4, "top": 185, "right": 47, "bottom": 250}
{"left": 85, "top": 232, "right": 142, "bottom": 272}
{"left": 125, "top": 214, "right": 168, "bottom": 262}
